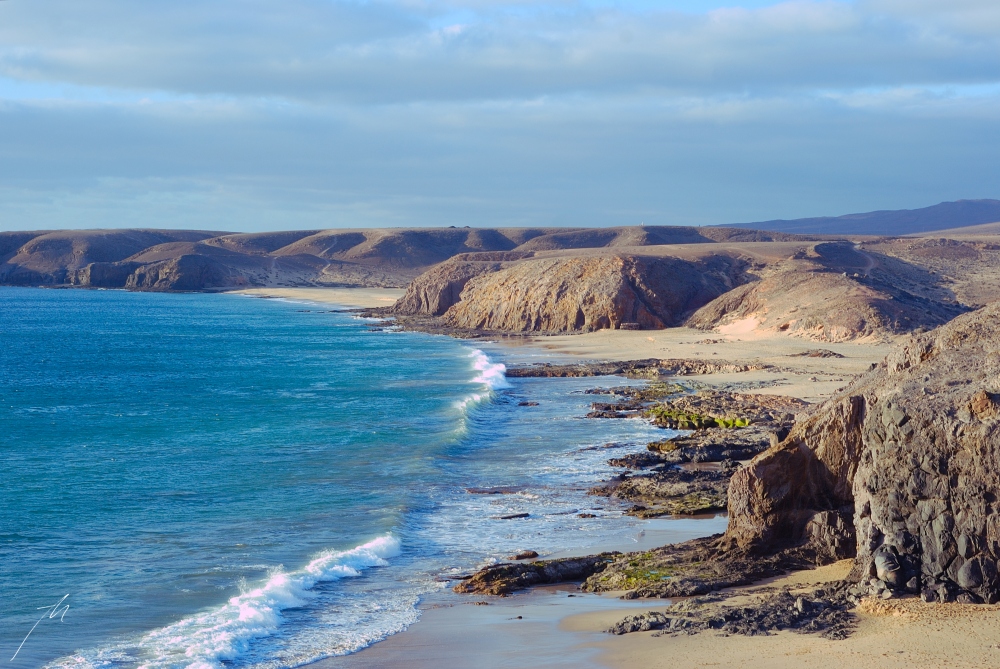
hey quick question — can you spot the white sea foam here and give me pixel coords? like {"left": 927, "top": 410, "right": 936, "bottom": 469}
{"left": 48, "top": 536, "right": 402, "bottom": 669}
{"left": 455, "top": 349, "right": 510, "bottom": 412}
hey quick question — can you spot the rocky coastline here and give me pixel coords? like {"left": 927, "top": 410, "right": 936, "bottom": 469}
{"left": 447, "top": 302, "right": 1000, "bottom": 647}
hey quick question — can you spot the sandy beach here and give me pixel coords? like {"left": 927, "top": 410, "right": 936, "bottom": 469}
{"left": 229, "top": 287, "right": 405, "bottom": 309}
{"left": 332, "top": 557, "right": 1000, "bottom": 669}
{"left": 574, "top": 563, "right": 1000, "bottom": 669}
{"left": 494, "top": 326, "right": 894, "bottom": 403}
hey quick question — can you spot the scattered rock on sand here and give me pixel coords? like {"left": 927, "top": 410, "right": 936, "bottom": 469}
{"left": 607, "top": 586, "right": 855, "bottom": 640}
{"left": 454, "top": 554, "right": 621, "bottom": 596}
{"left": 509, "top": 550, "right": 539, "bottom": 560}
{"left": 789, "top": 349, "right": 846, "bottom": 358}
{"left": 507, "top": 359, "right": 774, "bottom": 379}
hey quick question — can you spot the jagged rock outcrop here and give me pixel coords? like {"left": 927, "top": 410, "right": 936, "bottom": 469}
{"left": 453, "top": 553, "right": 620, "bottom": 596}
{"left": 436, "top": 254, "right": 747, "bottom": 333}
{"left": 724, "top": 302, "right": 1000, "bottom": 602}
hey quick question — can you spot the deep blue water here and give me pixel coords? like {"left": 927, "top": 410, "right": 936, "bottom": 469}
{"left": 1, "top": 287, "right": 690, "bottom": 668}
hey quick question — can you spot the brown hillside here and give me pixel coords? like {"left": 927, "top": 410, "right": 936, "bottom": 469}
{"left": 439, "top": 254, "right": 748, "bottom": 333}
{"left": 686, "top": 241, "right": 969, "bottom": 341}
{"left": 0, "top": 225, "right": 800, "bottom": 291}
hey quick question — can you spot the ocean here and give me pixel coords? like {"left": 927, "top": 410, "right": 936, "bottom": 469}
{"left": 1, "top": 287, "right": 713, "bottom": 668}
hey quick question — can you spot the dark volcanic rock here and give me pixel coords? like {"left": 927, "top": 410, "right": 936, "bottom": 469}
{"left": 645, "top": 390, "right": 807, "bottom": 430}
{"left": 583, "top": 535, "right": 832, "bottom": 597}
{"left": 454, "top": 554, "right": 620, "bottom": 596}
{"left": 591, "top": 467, "right": 733, "bottom": 517}
{"left": 647, "top": 426, "right": 775, "bottom": 464}
{"left": 607, "top": 587, "right": 855, "bottom": 640}
{"left": 607, "top": 452, "right": 665, "bottom": 469}
{"left": 509, "top": 550, "right": 539, "bottom": 560}
{"left": 506, "top": 359, "right": 774, "bottom": 379}
{"left": 723, "top": 302, "right": 1000, "bottom": 603}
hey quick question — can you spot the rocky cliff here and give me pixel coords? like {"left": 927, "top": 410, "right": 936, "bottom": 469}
{"left": 725, "top": 302, "right": 1000, "bottom": 603}
{"left": 391, "top": 239, "right": 974, "bottom": 339}
{"left": 436, "top": 254, "right": 748, "bottom": 333}
{"left": 392, "top": 252, "right": 534, "bottom": 316}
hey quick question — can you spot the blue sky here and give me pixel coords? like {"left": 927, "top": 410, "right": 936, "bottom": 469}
{"left": 0, "top": 0, "right": 998, "bottom": 231}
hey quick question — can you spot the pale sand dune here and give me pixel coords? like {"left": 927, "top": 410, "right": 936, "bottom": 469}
{"left": 229, "top": 287, "right": 404, "bottom": 308}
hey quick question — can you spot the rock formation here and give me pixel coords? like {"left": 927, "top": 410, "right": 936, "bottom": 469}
{"left": 725, "top": 302, "right": 1000, "bottom": 603}
{"left": 4, "top": 225, "right": 995, "bottom": 345}
{"left": 392, "top": 252, "right": 533, "bottom": 316}
{"left": 437, "top": 254, "right": 748, "bottom": 333}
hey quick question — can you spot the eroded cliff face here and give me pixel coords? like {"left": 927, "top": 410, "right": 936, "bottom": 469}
{"left": 392, "top": 252, "right": 533, "bottom": 316}
{"left": 434, "top": 254, "right": 747, "bottom": 333}
{"left": 725, "top": 302, "right": 1000, "bottom": 603}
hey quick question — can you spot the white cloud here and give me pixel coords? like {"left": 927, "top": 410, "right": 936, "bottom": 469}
{"left": 0, "top": 1, "right": 997, "bottom": 102}
{"left": 0, "top": 0, "right": 997, "bottom": 230}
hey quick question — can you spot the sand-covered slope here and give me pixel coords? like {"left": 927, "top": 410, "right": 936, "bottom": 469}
{"left": 686, "top": 241, "right": 969, "bottom": 341}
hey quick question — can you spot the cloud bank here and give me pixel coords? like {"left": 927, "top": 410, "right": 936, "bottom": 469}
{"left": 0, "top": 0, "right": 997, "bottom": 230}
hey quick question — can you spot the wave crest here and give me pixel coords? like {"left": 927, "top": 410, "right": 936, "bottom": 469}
{"left": 456, "top": 349, "right": 510, "bottom": 412}
{"left": 50, "top": 536, "right": 402, "bottom": 669}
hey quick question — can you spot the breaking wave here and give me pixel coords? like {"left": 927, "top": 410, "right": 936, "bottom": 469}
{"left": 455, "top": 349, "right": 510, "bottom": 412}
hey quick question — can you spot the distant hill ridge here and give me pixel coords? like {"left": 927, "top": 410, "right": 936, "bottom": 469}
{"left": 5, "top": 199, "right": 1000, "bottom": 342}
{"left": 0, "top": 225, "right": 801, "bottom": 291}
{"left": 728, "top": 199, "right": 1000, "bottom": 236}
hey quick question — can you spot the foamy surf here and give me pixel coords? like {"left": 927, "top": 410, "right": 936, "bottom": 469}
{"left": 455, "top": 349, "right": 510, "bottom": 412}
{"left": 47, "top": 536, "right": 404, "bottom": 669}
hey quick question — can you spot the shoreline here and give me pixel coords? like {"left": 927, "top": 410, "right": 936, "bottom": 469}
{"left": 320, "top": 518, "right": 730, "bottom": 669}
{"left": 261, "top": 287, "right": 886, "bottom": 667}
{"left": 236, "top": 286, "right": 995, "bottom": 669}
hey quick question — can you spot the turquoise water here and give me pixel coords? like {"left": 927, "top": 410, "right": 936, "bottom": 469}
{"left": 1, "top": 287, "right": 691, "bottom": 668}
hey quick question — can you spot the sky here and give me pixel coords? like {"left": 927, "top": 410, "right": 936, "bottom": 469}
{"left": 0, "top": 0, "right": 998, "bottom": 232}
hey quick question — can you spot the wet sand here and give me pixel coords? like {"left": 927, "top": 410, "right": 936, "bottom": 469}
{"left": 318, "top": 518, "right": 728, "bottom": 669}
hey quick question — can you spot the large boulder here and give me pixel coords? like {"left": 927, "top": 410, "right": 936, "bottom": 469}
{"left": 725, "top": 302, "right": 1000, "bottom": 602}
